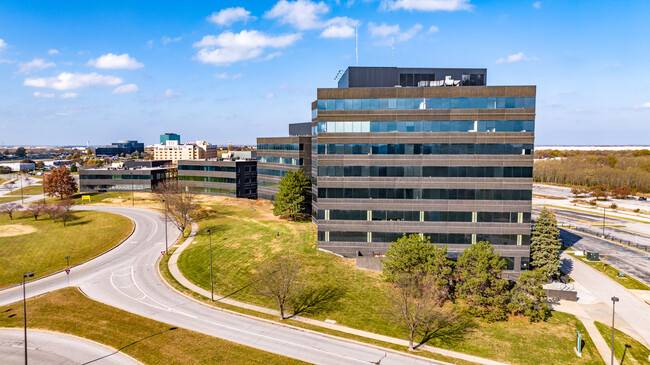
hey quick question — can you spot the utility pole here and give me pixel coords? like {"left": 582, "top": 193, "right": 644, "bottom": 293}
{"left": 602, "top": 207, "right": 606, "bottom": 237}
{"left": 205, "top": 229, "right": 214, "bottom": 301}
{"left": 20, "top": 173, "right": 24, "bottom": 204}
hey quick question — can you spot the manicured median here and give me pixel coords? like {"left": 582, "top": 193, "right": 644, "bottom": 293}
{"left": 175, "top": 197, "right": 603, "bottom": 365}
{"left": 594, "top": 321, "right": 650, "bottom": 364}
{"left": 0, "top": 210, "right": 133, "bottom": 288}
{"left": 0, "top": 288, "right": 304, "bottom": 365}
{"left": 568, "top": 253, "right": 650, "bottom": 291}
{"left": 6, "top": 184, "right": 44, "bottom": 196}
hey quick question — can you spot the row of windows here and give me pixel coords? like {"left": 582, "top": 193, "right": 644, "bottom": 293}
{"left": 178, "top": 176, "right": 236, "bottom": 184}
{"left": 318, "top": 143, "right": 533, "bottom": 156}
{"left": 317, "top": 231, "right": 531, "bottom": 245}
{"left": 317, "top": 166, "right": 533, "bottom": 178}
{"left": 80, "top": 174, "right": 151, "bottom": 180}
{"left": 185, "top": 186, "right": 236, "bottom": 195}
{"left": 257, "top": 143, "right": 303, "bottom": 151}
{"left": 317, "top": 120, "right": 534, "bottom": 133}
{"left": 316, "top": 97, "right": 535, "bottom": 111}
{"left": 318, "top": 188, "right": 532, "bottom": 200}
{"left": 178, "top": 165, "right": 236, "bottom": 172}
{"left": 258, "top": 169, "right": 289, "bottom": 177}
{"left": 81, "top": 184, "right": 151, "bottom": 191}
{"left": 257, "top": 156, "right": 304, "bottom": 165}
{"left": 318, "top": 210, "right": 531, "bottom": 223}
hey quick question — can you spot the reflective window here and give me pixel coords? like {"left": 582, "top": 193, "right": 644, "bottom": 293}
{"left": 257, "top": 156, "right": 304, "bottom": 165}
{"left": 317, "top": 120, "right": 534, "bottom": 133}
{"left": 317, "top": 166, "right": 533, "bottom": 178}
{"left": 316, "top": 97, "right": 535, "bottom": 111}
{"left": 257, "top": 143, "right": 302, "bottom": 151}
{"left": 318, "top": 188, "right": 532, "bottom": 201}
{"left": 257, "top": 169, "right": 289, "bottom": 177}
{"left": 178, "top": 165, "right": 236, "bottom": 172}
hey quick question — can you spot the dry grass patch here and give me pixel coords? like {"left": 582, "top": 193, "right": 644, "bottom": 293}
{"left": 0, "top": 224, "right": 37, "bottom": 237}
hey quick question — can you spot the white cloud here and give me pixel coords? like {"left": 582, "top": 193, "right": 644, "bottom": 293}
{"left": 0, "top": 38, "right": 6, "bottom": 51}
{"left": 382, "top": 0, "right": 473, "bottom": 12}
{"left": 208, "top": 7, "right": 255, "bottom": 26}
{"left": 368, "top": 22, "right": 422, "bottom": 43}
{"left": 33, "top": 91, "right": 55, "bottom": 98}
{"left": 60, "top": 92, "right": 78, "bottom": 99}
{"left": 161, "top": 36, "right": 182, "bottom": 45}
{"left": 495, "top": 52, "right": 537, "bottom": 64}
{"left": 18, "top": 58, "right": 56, "bottom": 74}
{"left": 265, "top": 0, "right": 329, "bottom": 30}
{"left": 368, "top": 22, "right": 400, "bottom": 38}
{"left": 532, "top": 1, "right": 541, "bottom": 9}
{"left": 320, "top": 17, "right": 360, "bottom": 38}
{"left": 48, "top": 49, "right": 59, "bottom": 55}
{"left": 427, "top": 25, "right": 439, "bottom": 33}
{"left": 214, "top": 72, "right": 244, "bottom": 79}
{"left": 112, "top": 83, "right": 139, "bottom": 94}
{"left": 193, "top": 30, "right": 301, "bottom": 65}
{"left": 146, "top": 39, "right": 154, "bottom": 49}
{"left": 262, "top": 52, "right": 282, "bottom": 61}
{"left": 88, "top": 53, "right": 144, "bottom": 69}
{"left": 632, "top": 102, "right": 650, "bottom": 110}
{"left": 24, "top": 72, "right": 123, "bottom": 90}
{"left": 155, "top": 89, "right": 182, "bottom": 100}
{"left": 265, "top": 93, "right": 275, "bottom": 99}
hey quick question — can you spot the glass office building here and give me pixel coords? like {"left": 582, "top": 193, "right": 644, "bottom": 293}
{"left": 312, "top": 67, "right": 535, "bottom": 274}
{"left": 256, "top": 133, "right": 312, "bottom": 201}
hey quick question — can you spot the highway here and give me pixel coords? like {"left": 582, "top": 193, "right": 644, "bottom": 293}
{"left": 0, "top": 206, "right": 443, "bottom": 365}
{"left": 0, "top": 328, "right": 138, "bottom": 365}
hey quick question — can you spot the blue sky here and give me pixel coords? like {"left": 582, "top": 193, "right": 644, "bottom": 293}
{"left": 0, "top": 0, "right": 648, "bottom": 146}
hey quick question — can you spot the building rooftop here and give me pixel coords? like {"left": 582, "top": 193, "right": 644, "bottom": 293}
{"left": 337, "top": 66, "right": 487, "bottom": 88}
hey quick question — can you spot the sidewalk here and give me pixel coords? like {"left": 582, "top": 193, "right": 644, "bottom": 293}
{"left": 167, "top": 223, "right": 507, "bottom": 365}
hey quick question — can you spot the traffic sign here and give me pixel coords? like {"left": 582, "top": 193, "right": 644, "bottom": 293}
{"left": 161, "top": 251, "right": 166, "bottom": 256}
{"left": 65, "top": 268, "right": 70, "bottom": 275}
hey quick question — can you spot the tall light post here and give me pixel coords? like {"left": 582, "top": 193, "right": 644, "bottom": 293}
{"left": 65, "top": 256, "right": 71, "bottom": 287}
{"left": 611, "top": 296, "right": 619, "bottom": 365}
{"left": 23, "top": 272, "right": 34, "bottom": 365}
{"left": 205, "top": 229, "right": 214, "bottom": 301}
{"left": 130, "top": 169, "right": 134, "bottom": 207}
{"left": 603, "top": 207, "right": 607, "bottom": 237}
{"left": 20, "top": 173, "right": 24, "bottom": 204}
{"left": 161, "top": 198, "right": 168, "bottom": 254}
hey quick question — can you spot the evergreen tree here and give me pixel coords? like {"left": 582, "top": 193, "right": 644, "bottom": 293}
{"left": 509, "top": 269, "right": 550, "bottom": 322}
{"left": 530, "top": 208, "right": 562, "bottom": 278}
{"left": 455, "top": 241, "right": 509, "bottom": 322}
{"left": 382, "top": 234, "right": 453, "bottom": 297}
{"left": 272, "top": 169, "right": 311, "bottom": 221}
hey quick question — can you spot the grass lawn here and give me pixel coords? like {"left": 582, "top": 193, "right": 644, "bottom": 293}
{"left": 0, "top": 288, "right": 304, "bottom": 365}
{"left": 0, "top": 196, "right": 22, "bottom": 203}
{"left": 6, "top": 184, "right": 44, "bottom": 196}
{"left": 568, "top": 253, "right": 650, "bottom": 291}
{"left": 175, "top": 197, "right": 603, "bottom": 365}
{"left": 594, "top": 321, "right": 650, "bottom": 365}
{"left": 0, "top": 210, "right": 133, "bottom": 288}
{"left": 48, "top": 191, "right": 163, "bottom": 209}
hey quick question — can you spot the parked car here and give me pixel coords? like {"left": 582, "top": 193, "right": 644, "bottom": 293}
{"left": 639, "top": 197, "right": 648, "bottom": 201}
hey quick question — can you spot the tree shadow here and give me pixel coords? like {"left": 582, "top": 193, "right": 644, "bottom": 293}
{"left": 289, "top": 285, "right": 347, "bottom": 317}
{"left": 83, "top": 327, "right": 178, "bottom": 364}
{"left": 620, "top": 343, "right": 631, "bottom": 364}
{"left": 64, "top": 218, "right": 90, "bottom": 227}
{"left": 415, "top": 312, "right": 477, "bottom": 349}
{"left": 215, "top": 282, "right": 252, "bottom": 301}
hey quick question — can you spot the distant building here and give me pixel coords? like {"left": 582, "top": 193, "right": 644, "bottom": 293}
{"left": 152, "top": 140, "right": 219, "bottom": 163}
{"left": 96, "top": 140, "right": 144, "bottom": 156}
{"left": 79, "top": 165, "right": 176, "bottom": 192}
{"left": 0, "top": 162, "right": 35, "bottom": 172}
{"left": 221, "top": 150, "right": 257, "bottom": 160}
{"left": 160, "top": 133, "right": 181, "bottom": 145}
{"left": 177, "top": 158, "right": 257, "bottom": 199}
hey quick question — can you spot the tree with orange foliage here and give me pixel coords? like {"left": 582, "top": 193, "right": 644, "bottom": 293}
{"left": 43, "top": 166, "right": 78, "bottom": 199}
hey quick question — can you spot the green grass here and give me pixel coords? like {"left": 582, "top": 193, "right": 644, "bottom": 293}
{"left": 0, "top": 196, "right": 22, "bottom": 203}
{"left": 47, "top": 191, "right": 152, "bottom": 205}
{"left": 175, "top": 199, "right": 603, "bottom": 365}
{"left": 568, "top": 253, "right": 650, "bottom": 290}
{"left": 594, "top": 321, "right": 650, "bottom": 365}
{"left": 0, "top": 288, "right": 304, "bottom": 365}
{"left": 6, "top": 184, "right": 43, "bottom": 196}
{"left": 0, "top": 210, "right": 133, "bottom": 288}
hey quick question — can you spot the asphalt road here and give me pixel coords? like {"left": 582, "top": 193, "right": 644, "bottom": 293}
{"left": 0, "top": 206, "right": 443, "bottom": 365}
{"left": 0, "top": 328, "right": 138, "bottom": 365}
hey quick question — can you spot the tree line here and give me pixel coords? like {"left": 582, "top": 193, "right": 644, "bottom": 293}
{"left": 534, "top": 150, "right": 650, "bottom": 193}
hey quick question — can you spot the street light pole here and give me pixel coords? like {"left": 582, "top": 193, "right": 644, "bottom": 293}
{"left": 23, "top": 272, "right": 34, "bottom": 365}
{"left": 205, "top": 229, "right": 214, "bottom": 301}
{"left": 611, "top": 296, "right": 619, "bottom": 365}
{"left": 603, "top": 207, "right": 606, "bottom": 237}
{"left": 65, "top": 256, "right": 71, "bottom": 287}
{"left": 161, "top": 199, "right": 168, "bottom": 254}
{"left": 20, "top": 173, "right": 24, "bottom": 204}
{"left": 131, "top": 170, "right": 134, "bottom": 207}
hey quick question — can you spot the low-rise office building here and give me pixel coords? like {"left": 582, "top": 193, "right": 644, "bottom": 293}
{"left": 79, "top": 165, "right": 176, "bottom": 192}
{"left": 96, "top": 140, "right": 144, "bottom": 156}
{"left": 152, "top": 140, "right": 219, "bottom": 163}
{"left": 177, "top": 158, "right": 257, "bottom": 199}
{"left": 257, "top": 130, "right": 312, "bottom": 200}
{"left": 0, "top": 162, "right": 36, "bottom": 172}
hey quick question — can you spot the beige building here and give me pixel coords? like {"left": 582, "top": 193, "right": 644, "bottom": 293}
{"left": 153, "top": 140, "right": 219, "bottom": 163}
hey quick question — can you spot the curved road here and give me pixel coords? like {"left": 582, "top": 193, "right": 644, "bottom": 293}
{"left": 0, "top": 206, "right": 441, "bottom": 365}
{"left": 0, "top": 328, "right": 138, "bottom": 365}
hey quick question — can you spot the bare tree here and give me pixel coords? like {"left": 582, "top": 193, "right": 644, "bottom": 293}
{"left": 252, "top": 256, "right": 303, "bottom": 320}
{"left": 58, "top": 198, "right": 74, "bottom": 227}
{"left": 386, "top": 273, "right": 455, "bottom": 351}
{"left": 44, "top": 203, "right": 64, "bottom": 223}
{"left": 155, "top": 181, "right": 199, "bottom": 237}
{"left": 0, "top": 203, "right": 21, "bottom": 220}
{"left": 25, "top": 202, "right": 46, "bottom": 221}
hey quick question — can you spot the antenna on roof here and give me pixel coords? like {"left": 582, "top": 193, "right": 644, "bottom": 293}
{"left": 391, "top": 37, "right": 395, "bottom": 66}
{"left": 355, "top": 27, "right": 358, "bottom": 66}
{"left": 334, "top": 69, "right": 344, "bottom": 80}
